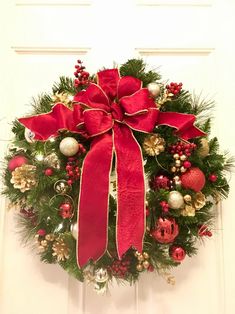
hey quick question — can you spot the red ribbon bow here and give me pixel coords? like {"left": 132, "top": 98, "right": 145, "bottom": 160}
{"left": 19, "top": 68, "right": 205, "bottom": 267}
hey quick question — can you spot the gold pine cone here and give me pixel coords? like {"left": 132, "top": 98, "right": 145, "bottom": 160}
{"left": 198, "top": 138, "right": 210, "bottom": 158}
{"left": 10, "top": 164, "right": 37, "bottom": 192}
{"left": 143, "top": 134, "right": 165, "bottom": 156}
{"left": 194, "top": 192, "right": 206, "bottom": 210}
{"left": 52, "top": 238, "right": 70, "bottom": 262}
{"left": 52, "top": 92, "right": 72, "bottom": 107}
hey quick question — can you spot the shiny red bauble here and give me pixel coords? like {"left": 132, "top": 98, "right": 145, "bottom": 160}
{"left": 44, "top": 168, "right": 53, "bottom": 176}
{"left": 170, "top": 246, "right": 186, "bottom": 262}
{"left": 181, "top": 167, "right": 205, "bottom": 192}
{"left": 8, "top": 155, "right": 28, "bottom": 172}
{"left": 59, "top": 203, "right": 73, "bottom": 219}
{"left": 151, "top": 217, "right": 179, "bottom": 244}
{"left": 209, "top": 174, "right": 218, "bottom": 182}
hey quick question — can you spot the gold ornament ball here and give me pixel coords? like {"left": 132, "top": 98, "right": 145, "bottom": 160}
{"left": 147, "top": 82, "right": 161, "bottom": 97}
{"left": 59, "top": 137, "right": 79, "bottom": 156}
{"left": 198, "top": 138, "right": 210, "bottom": 158}
{"left": 143, "top": 252, "right": 149, "bottom": 259}
{"left": 173, "top": 153, "right": 179, "bottom": 159}
{"left": 70, "top": 222, "right": 78, "bottom": 240}
{"left": 136, "top": 264, "right": 143, "bottom": 272}
{"left": 95, "top": 268, "right": 109, "bottom": 283}
{"left": 41, "top": 240, "right": 48, "bottom": 247}
{"left": 168, "top": 191, "right": 184, "bottom": 209}
{"left": 184, "top": 194, "right": 192, "bottom": 203}
{"left": 180, "top": 154, "right": 187, "bottom": 161}
{"left": 138, "top": 254, "right": 144, "bottom": 262}
{"left": 171, "top": 166, "right": 177, "bottom": 173}
{"left": 143, "top": 260, "right": 150, "bottom": 269}
{"left": 180, "top": 166, "right": 186, "bottom": 173}
{"left": 175, "top": 160, "right": 181, "bottom": 167}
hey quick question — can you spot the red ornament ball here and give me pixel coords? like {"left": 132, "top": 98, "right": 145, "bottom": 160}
{"left": 209, "top": 174, "right": 218, "bottom": 182}
{"left": 8, "top": 155, "right": 28, "bottom": 172}
{"left": 181, "top": 167, "right": 206, "bottom": 192}
{"left": 152, "top": 217, "right": 179, "bottom": 244}
{"left": 37, "top": 229, "right": 46, "bottom": 236}
{"left": 152, "top": 175, "right": 170, "bottom": 190}
{"left": 44, "top": 168, "right": 53, "bottom": 176}
{"left": 59, "top": 203, "right": 73, "bottom": 219}
{"left": 170, "top": 246, "right": 186, "bottom": 262}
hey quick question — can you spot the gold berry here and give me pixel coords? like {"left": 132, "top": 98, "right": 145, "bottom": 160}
{"left": 143, "top": 260, "right": 150, "bottom": 269}
{"left": 136, "top": 264, "right": 143, "bottom": 271}
{"left": 143, "top": 252, "right": 149, "bottom": 259}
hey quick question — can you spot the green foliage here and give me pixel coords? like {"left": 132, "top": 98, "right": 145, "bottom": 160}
{"left": 2, "top": 58, "right": 233, "bottom": 289}
{"left": 120, "top": 59, "right": 161, "bottom": 86}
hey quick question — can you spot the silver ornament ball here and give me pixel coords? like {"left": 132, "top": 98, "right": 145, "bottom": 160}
{"left": 54, "top": 180, "right": 71, "bottom": 194}
{"left": 59, "top": 137, "right": 79, "bottom": 156}
{"left": 24, "top": 128, "right": 35, "bottom": 143}
{"left": 95, "top": 268, "right": 109, "bottom": 283}
{"left": 70, "top": 222, "right": 78, "bottom": 240}
{"left": 147, "top": 82, "right": 161, "bottom": 98}
{"left": 168, "top": 191, "right": 184, "bottom": 209}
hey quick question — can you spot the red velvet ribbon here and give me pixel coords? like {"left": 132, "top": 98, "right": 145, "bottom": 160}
{"left": 19, "top": 69, "right": 205, "bottom": 267}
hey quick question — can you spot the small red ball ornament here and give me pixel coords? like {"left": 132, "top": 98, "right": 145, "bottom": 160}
{"left": 8, "top": 155, "right": 28, "bottom": 172}
{"left": 59, "top": 203, "right": 73, "bottom": 219}
{"left": 209, "top": 174, "right": 218, "bottom": 182}
{"left": 44, "top": 168, "right": 53, "bottom": 176}
{"left": 170, "top": 246, "right": 186, "bottom": 262}
{"left": 181, "top": 167, "right": 206, "bottom": 192}
{"left": 37, "top": 229, "right": 46, "bottom": 236}
{"left": 152, "top": 217, "right": 179, "bottom": 244}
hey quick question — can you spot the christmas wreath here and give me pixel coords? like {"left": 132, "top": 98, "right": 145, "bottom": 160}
{"left": 3, "top": 59, "right": 233, "bottom": 293}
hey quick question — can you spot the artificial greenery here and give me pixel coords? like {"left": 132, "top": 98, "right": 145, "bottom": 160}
{"left": 2, "top": 59, "right": 233, "bottom": 292}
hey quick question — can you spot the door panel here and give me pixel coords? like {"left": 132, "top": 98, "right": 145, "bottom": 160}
{"left": 1, "top": 0, "right": 235, "bottom": 313}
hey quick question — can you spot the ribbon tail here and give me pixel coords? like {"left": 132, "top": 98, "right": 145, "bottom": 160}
{"left": 157, "top": 111, "right": 206, "bottom": 140}
{"left": 18, "top": 103, "right": 82, "bottom": 141}
{"left": 77, "top": 133, "right": 113, "bottom": 267}
{"left": 113, "top": 124, "right": 145, "bottom": 258}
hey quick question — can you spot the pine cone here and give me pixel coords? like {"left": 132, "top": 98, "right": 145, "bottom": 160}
{"left": 143, "top": 134, "right": 165, "bottom": 156}
{"left": 10, "top": 164, "right": 37, "bottom": 192}
{"left": 52, "top": 238, "right": 69, "bottom": 261}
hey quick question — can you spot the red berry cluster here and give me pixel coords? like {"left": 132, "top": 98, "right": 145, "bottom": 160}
{"left": 160, "top": 201, "right": 169, "bottom": 213}
{"left": 109, "top": 258, "right": 131, "bottom": 278}
{"left": 74, "top": 60, "right": 90, "bottom": 87}
{"left": 66, "top": 157, "right": 80, "bottom": 185}
{"left": 169, "top": 141, "right": 196, "bottom": 157}
{"left": 198, "top": 225, "right": 212, "bottom": 237}
{"left": 59, "top": 202, "right": 73, "bottom": 219}
{"left": 166, "top": 82, "right": 183, "bottom": 95}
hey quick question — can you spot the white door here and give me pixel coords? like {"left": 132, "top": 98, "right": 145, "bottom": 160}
{"left": 1, "top": 1, "right": 235, "bottom": 313}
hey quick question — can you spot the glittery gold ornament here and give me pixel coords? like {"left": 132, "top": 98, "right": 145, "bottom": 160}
{"left": 52, "top": 238, "right": 70, "bottom": 261}
{"left": 143, "top": 134, "right": 165, "bottom": 156}
{"left": 183, "top": 194, "right": 192, "bottom": 203}
{"left": 40, "top": 240, "right": 48, "bottom": 247}
{"left": 44, "top": 153, "right": 60, "bottom": 169}
{"left": 52, "top": 92, "right": 73, "bottom": 107}
{"left": 10, "top": 164, "right": 37, "bottom": 192}
{"left": 198, "top": 138, "right": 210, "bottom": 158}
{"left": 194, "top": 192, "right": 206, "bottom": 210}
{"left": 181, "top": 204, "right": 196, "bottom": 217}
